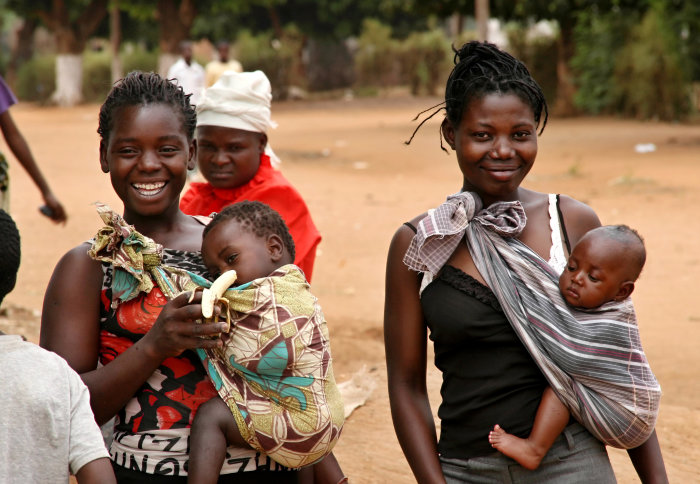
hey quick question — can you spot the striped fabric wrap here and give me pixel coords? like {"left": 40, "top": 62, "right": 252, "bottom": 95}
{"left": 404, "top": 191, "right": 661, "bottom": 449}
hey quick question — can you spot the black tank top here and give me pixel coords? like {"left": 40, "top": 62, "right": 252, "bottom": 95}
{"left": 422, "top": 265, "right": 547, "bottom": 458}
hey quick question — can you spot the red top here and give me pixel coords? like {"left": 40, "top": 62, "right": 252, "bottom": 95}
{"left": 180, "top": 154, "right": 321, "bottom": 281}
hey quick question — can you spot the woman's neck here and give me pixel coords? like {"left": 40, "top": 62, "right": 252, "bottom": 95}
{"left": 123, "top": 207, "right": 178, "bottom": 236}
{"left": 462, "top": 186, "right": 532, "bottom": 208}
{"left": 122, "top": 206, "right": 203, "bottom": 251}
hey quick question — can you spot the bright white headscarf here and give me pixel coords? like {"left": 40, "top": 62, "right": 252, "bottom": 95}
{"left": 196, "top": 70, "right": 280, "bottom": 166}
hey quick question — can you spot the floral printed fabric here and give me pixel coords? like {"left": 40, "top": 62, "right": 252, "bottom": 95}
{"left": 197, "top": 265, "right": 344, "bottom": 469}
{"left": 89, "top": 203, "right": 343, "bottom": 469}
{"left": 90, "top": 205, "right": 265, "bottom": 475}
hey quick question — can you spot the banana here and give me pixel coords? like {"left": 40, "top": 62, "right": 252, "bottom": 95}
{"left": 201, "top": 270, "right": 238, "bottom": 320}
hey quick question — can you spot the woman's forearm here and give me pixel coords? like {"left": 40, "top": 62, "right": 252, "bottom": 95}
{"left": 79, "top": 338, "right": 167, "bottom": 425}
{"left": 388, "top": 384, "right": 446, "bottom": 484}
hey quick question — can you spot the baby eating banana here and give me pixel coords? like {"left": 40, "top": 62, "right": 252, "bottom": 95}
{"left": 189, "top": 200, "right": 344, "bottom": 481}
{"left": 88, "top": 201, "right": 344, "bottom": 482}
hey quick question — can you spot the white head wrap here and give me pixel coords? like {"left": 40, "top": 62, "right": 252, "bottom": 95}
{"left": 196, "top": 70, "right": 280, "bottom": 166}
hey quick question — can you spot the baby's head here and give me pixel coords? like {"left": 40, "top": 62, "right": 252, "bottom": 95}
{"left": 559, "top": 225, "right": 646, "bottom": 309}
{"left": 0, "top": 210, "right": 20, "bottom": 306}
{"left": 201, "top": 201, "right": 295, "bottom": 284}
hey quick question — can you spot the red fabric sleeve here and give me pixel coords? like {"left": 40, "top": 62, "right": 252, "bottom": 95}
{"left": 180, "top": 169, "right": 321, "bottom": 281}
{"left": 251, "top": 183, "right": 321, "bottom": 280}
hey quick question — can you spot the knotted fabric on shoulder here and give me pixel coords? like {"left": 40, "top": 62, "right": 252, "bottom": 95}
{"left": 88, "top": 203, "right": 344, "bottom": 468}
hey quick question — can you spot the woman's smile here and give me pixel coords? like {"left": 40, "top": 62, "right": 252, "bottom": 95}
{"left": 481, "top": 164, "right": 521, "bottom": 182}
{"left": 443, "top": 93, "right": 538, "bottom": 203}
{"left": 132, "top": 181, "right": 167, "bottom": 197}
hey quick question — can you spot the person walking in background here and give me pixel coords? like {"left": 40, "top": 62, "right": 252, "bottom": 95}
{"left": 205, "top": 40, "right": 243, "bottom": 87}
{"left": 0, "top": 74, "right": 67, "bottom": 223}
{"left": 180, "top": 70, "right": 322, "bottom": 281}
{"left": 0, "top": 210, "right": 115, "bottom": 484}
{"left": 168, "top": 41, "right": 205, "bottom": 105}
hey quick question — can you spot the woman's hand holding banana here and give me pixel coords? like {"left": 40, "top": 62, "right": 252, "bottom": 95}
{"left": 200, "top": 270, "right": 237, "bottom": 331}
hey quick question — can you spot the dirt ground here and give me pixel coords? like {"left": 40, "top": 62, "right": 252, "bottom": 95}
{"left": 2, "top": 95, "right": 699, "bottom": 483}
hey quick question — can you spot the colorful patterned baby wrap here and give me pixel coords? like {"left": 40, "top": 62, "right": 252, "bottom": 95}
{"left": 88, "top": 203, "right": 344, "bottom": 469}
{"left": 194, "top": 266, "right": 344, "bottom": 469}
{"left": 404, "top": 191, "right": 661, "bottom": 449}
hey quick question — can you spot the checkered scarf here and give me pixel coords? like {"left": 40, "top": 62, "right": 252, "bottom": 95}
{"left": 403, "top": 191, "right": 526, "bottom": 274}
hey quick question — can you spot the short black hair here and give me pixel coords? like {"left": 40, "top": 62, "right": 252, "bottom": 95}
{"left": 97, "top": 71, "right": 197, "bottom": 146}
{"left": 0, "top": 210, "right": 20, "bottom": 305}
{"left": 591, "top": 224, "right": 646, "bottom": 281}
{"left": 445, "top": 40, "right": 548, "bottom": 133}
{"left": 204, "top": 201, "right": 295, "bottom": 260}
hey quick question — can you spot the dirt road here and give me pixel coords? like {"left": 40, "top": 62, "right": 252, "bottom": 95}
{"left": 2, "top": 95, "right": 698, "bottom": 482}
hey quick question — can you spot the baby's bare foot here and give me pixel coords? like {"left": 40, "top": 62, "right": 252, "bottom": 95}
{"left": 488, "top": 424, "right": 545, "bottom": 471}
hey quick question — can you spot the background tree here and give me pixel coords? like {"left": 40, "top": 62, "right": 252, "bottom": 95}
{"left": 571, "top": 0, "right": 696, "bottom": 119}
{"left": 119, "top": 0, "right": 200, "bottom": 76}
{"left": 191, "top": 0, "right": 428, "bottom": 92}
{"left": 0, "top": 5, "right": 38, "bottom": 87}
{"left": 7, "top": 0, "right": 108, "bottom": 106}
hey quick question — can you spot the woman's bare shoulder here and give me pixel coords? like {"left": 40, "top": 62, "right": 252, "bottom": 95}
{"left": 51, "top": 242, "right": 103, "bottom": 283}
{"left": 62, "top": 241, "right": 99, "bottom": 262}
{"left": 388, "top": 212, "right": 428, "bottom": 256}
{"left": 395, "top": 212, "right": 428, "bottom": 237}
{"left": 406, "top": 212, "right": 429, "bottom": 228}
{"left": 558, "top": 194, "right": 602, "bottom": 246}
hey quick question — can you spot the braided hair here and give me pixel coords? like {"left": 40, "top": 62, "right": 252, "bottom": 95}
{"left": 204, "top": 201, "right": 296, "bottom": 261}
{"left": 97, "top": 71, "right": 197, "bottom": 145}
{"left": 445, "top": 41, "right": 548, "bottom": 133}
{"left": 406, "top": 40, "right": 548, "bottom": 147}
{"left": 0, "top": 210, "right": 20, "bottom": 305}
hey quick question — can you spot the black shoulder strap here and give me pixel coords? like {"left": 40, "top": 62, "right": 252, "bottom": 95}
{"left": 555, "top": 194, "right": 572, "bottom": 254}
{"left": 403, "top": 222, "right": 417, "bottom": 233}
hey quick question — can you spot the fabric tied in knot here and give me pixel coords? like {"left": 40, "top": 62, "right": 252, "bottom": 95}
{"left": 87, "top": 203, "right": 196, "bottom": 307}
{"left": 403, "top": 191, "right": 526, "bottom": 275}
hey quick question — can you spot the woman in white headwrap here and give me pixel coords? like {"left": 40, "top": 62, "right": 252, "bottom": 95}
{"left": 180, "top": 71, "right": 322, "bottom": 282}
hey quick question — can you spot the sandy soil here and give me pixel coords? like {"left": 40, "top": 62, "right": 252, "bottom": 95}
{"left": 2, "top": 95, "right": 699, "bottom": 483}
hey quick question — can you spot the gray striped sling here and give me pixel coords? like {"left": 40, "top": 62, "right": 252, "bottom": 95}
{"left": 403, "top": 191, "right": 661, "bottom": 448}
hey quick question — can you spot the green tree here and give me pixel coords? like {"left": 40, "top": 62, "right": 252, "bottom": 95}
{"left": 572, "top": 0, "right": 696, "bottom": 118}
{"left": 400, "top": 1, "right": 665, "bottom": 116}
{"left": 613, "top": 2, "right": 690, "bottom": 120}
{"left": 191, "top": 0, "right": 428, "bottom": 91}
{"left": 493, "top": 1, "right": 651, "bottom": 116}
{"left": 570, "top": 8, "right": 635, "bottom": 115}
{"left": 118, "top": 0, "right": 201, "bottom": 76}
{"left": 662, "top": 0, "right": 700, "bottom": 82}
{"left": 7, "top": 0, "right": 108, "bottom": 106}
